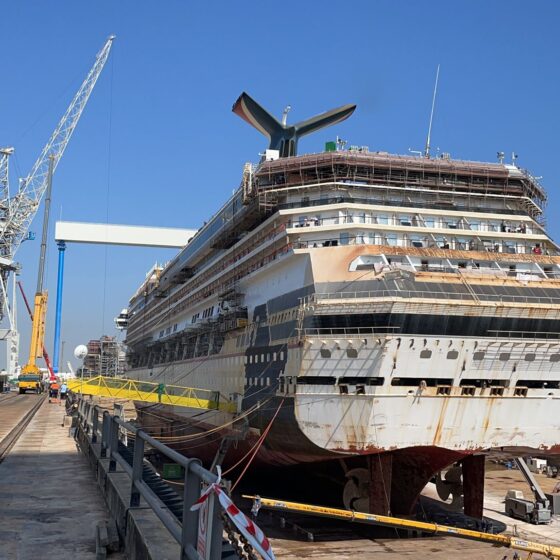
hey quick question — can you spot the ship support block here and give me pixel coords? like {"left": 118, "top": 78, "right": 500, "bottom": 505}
{"left": 462, "top": 454, "right": 485, "bottom": 519}
{"left": 368, "top": 454, "right": 393, "bottom": 514}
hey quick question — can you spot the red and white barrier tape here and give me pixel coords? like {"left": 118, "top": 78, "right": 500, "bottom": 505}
{"left": 191, "top": 468, "right": 275, "bottom": 560}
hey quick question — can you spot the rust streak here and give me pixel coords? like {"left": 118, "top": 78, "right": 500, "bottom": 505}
{"left": 432, "top": 397, "right": 450, "bottom": 446}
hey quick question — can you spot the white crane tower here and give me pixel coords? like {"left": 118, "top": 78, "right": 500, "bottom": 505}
{"left": 0, "top": 36, "right": 114, "bottom": 376}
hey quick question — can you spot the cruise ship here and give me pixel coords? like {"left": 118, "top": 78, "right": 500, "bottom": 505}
{"left": 123, "top": 92, "right": 560, "bottom": 517}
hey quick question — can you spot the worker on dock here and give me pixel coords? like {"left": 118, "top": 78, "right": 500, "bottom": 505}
{"left": 49, "top": 380, "right": 60, "bottom": 403}
{"left": 60, "top": 382, "right": 68, "bottom": 401}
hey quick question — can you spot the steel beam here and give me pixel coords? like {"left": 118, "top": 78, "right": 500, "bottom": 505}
{"left": 55, "top": 221, "right": 196, "bottom": 248}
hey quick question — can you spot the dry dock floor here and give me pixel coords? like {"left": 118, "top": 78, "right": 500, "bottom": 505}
{"left": 0, "top": 398, "right": 124, "bottom": 560}
{"left": 270, "top": 468, "right": 560, "bottom": 559}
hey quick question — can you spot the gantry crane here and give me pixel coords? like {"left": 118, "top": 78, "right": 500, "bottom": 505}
{"left": 8, "top": 36, "right": 114, "bottom": 389}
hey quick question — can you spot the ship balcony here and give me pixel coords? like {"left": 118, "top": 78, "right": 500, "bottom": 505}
{"left": 288, "top": 228, "right": 554, "bottom": 256}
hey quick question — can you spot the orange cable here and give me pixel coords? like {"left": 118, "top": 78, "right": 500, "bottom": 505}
{"left": 230, "top": 398, "right": 284, "bottom": 492}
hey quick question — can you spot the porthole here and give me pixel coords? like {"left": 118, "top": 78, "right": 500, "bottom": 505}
{"left": 525, "top": 353, "right": 536, "bottom": 362}
{"left": 473, "top": 351, "right": 485, "bottom": 361}
{"left": 499, "top": 353, "right": 510, "bottom": 361}
{"left": 447, "top": 350, "right": 459, "bottom": 360}
{"left": 347, "top": 348, "right": 358, "bottom": 358}
{"left": 320, "top": 348, "right": 332, "bottom": 358}
{"left": 420, "top": 349, "right": 432, "bottom": 359}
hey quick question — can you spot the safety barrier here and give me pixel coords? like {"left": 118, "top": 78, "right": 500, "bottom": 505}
{"left": 68, "top": 376, "right": 237, "bottom": 413}
{"left": 75, "top": 398, "right": 225, "bottom": 560}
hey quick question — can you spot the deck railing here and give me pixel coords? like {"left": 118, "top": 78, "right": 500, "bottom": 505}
{"left": 304, "top": 290, "right": 560, "bottom": 306}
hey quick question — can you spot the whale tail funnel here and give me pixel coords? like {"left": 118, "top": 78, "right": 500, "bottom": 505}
{"left": 232, "top": 92, "right": 356, "bottom": 157}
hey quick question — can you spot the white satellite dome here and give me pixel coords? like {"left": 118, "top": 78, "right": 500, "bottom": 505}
{"left": 74, "top": 345, "right": 88, "bottom": 360}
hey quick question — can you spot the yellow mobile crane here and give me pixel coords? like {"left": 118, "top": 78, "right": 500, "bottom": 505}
{"left": 15, "top": 37, "right": 114, "bottom": 393}
{"left": 18, "top": 158, "right": 53, "bottom": 393}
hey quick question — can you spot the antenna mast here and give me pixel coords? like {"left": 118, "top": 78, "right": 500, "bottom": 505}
{"left": 424, "top": 64, "right": 440, "bottom": 158}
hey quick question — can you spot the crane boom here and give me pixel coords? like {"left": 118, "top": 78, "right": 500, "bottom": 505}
{"left": 14, "top": 36, "right": 114, "bottom": 391}
{"left": 0, "top": 36, "right": 114, "bottom": 263}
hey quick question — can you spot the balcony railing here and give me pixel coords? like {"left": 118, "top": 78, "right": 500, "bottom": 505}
{"left": 304, "top": 290, "right": 560, "bottom": 306}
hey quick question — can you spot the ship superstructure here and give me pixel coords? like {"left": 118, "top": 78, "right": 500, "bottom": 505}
{"left": 124, "top": 94, "right": 560, "bottom": 517}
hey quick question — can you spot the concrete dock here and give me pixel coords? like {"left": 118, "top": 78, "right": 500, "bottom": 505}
{"left": 0, "top": 399, "right": 123, "bottom": 560}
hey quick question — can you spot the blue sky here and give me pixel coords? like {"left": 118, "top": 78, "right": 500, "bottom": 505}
{"left": 1, "top": 0, "right": 559, "bottom": 369}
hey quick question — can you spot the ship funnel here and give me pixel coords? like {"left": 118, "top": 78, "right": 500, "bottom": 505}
{"left": 232, "top": 92, "right": 356, "bottom": 158}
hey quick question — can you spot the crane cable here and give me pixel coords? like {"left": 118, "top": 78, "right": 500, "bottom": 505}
{"left": 100, "top": 49, "right": 114, "bottom": 339}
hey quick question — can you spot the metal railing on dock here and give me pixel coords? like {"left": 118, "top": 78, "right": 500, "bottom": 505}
{"left": 74, "top": 398, "right": 229, "bottom": 560}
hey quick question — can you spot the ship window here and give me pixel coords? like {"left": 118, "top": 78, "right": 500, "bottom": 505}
{"left": 346, "top": 348, "right": 358, "bottom": 358}
{"left": 267, "top": 353, "right": 271, "bottom": 361}
{"left": 339, "top": 376, "right": 384, "bottom": 386}
{"left": 517, "top": 380, "right": 560, "bottom": 389}
{"left": 499, "top": 353, "right": 510, "bottom": 361}
{"left": 340, "top": 232, "right": 350, "bottom": 246}
{"left": 514, "top": 387, "right": 528, "bottom": 397}
{"left": 391, "top": 377, "right": 452, "bottom": 387}
{"left": 261, "top": 354, "right": 265, "bottom": 363}
{"left": 447, "top": 350, "right": 459, "bottom": 360}
{"left": 437, "top": 386, "right": 451, "bottom": 396}
{"left": 525, "top": 353, "right": 536, "bottom": 362}
{"left": 490, "top": 387, "right": 505, "bottom": 397}
{"left": 473, "top": 351, "right": 485, "bottom": 361}
{"left": 280, "top": 351, "right": 285, "bottom": 360}
{"left": 296, "top": 376, "right": 336, "bottom": 385}
{"left": 550, "top": 354, "right": 560, "bottom": 362}
{"left": 320, "top": 348, "right": 331, "bottom": 358}
{"left": 420, "top": 350, "right": 432, "bottom": 359}
{"left": 249, "top": 356, "right": 253, "bottom": 364}
{"left": 461, "top": 386, "right": 476, "bottom": 396}
{"left": 267, "top": 378, "right": 271, "bottom": 386}
{"left": 273, "top": 352, "right": 277, "bottom": 361}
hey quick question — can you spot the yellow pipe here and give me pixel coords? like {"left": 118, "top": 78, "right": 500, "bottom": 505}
{"left": 242, "top": 495, "right": 560, "bottom": 559}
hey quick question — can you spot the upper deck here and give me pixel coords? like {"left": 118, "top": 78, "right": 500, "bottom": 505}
{"left": 256, "top": 150, "right": 546, "bottom": 210}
